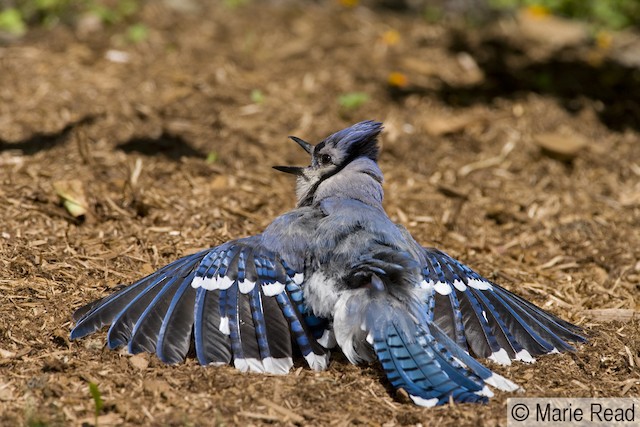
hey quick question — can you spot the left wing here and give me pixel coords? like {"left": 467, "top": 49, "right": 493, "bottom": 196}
{"left": 71, "top": 236, "right": 330, "bottom": 374}
{"left": 419, "top": 247, "right": 586, "bottom": 365}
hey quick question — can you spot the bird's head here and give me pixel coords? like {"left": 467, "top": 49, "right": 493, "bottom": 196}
{"left": 274, "top": 120, "right": 384, "bottom": 207}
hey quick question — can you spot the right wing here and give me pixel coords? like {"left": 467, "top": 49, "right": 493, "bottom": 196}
{"left": 70, "top": 236, "right": 330, "bottom": 374}
{"left": 420, "top": 247, "right": 586, "bottom": 365}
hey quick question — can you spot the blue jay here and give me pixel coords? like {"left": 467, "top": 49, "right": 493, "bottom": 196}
{"left": 71, "top": 121, "right": 585, "bottom": 406}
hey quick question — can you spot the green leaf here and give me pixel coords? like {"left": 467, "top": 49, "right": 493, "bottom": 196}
{"left": 127, "top": 23, "right": 148, "bottom": 43}
{"left": 0, "top": 8, "right": 27, "bottom": 35}
{"left": 89, "top": 382, "right": 103, "bottom": 418}
{"left": 338, "top": 92, "right": 369, "bottom": 110}
{"left": 224, "top": 0, "right": 250, "bottom": 9}
{"left": 250, "top": 89, "right": 265, "bottom": 104}
{"left": 206, "top": 151, "right": 219, "bottom": 164}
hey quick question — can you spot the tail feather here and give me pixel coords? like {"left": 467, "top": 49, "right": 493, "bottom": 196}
{"left": 372, "top": 321, "right": 488, "bottom": 406}
{"left": 430, "top": 325, "right": 520, "bottom": 393}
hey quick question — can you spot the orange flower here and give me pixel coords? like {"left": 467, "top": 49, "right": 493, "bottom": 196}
{"left": 388, "top": 72, "right": 408, "bottom": 88}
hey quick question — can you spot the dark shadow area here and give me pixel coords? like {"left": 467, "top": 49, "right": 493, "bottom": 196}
{"left": 0, "top": 115, "right": 96, "bottom": 155}
{"left": 436, "top": 34, "right": 640, "bottom": 132}
{"left": 117, "top": 132, "right": 204, "bottom": 161}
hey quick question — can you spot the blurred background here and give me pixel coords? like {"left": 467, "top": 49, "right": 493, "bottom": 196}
{"left": 0, "top": 1, "right": 639, "bottom": 425}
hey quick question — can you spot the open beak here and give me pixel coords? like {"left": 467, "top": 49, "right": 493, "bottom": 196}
{"left": 273, "top": 165, "right": 305, "bottom": 175}
{"left": 289, "top": 136, "right": 313, "bottom": 154}
{"left": 273, "top": 135, "right": 313, "bottom": 175}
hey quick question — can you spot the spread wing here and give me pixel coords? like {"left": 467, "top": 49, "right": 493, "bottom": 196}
{"left": 70, "top": 235, "right": 330, "bottom": 374}
{"left": 420, "top": 247, "right": 586, "bottom": 365}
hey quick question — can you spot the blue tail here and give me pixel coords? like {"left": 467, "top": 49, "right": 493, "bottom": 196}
{"left": 371, "top": 314, "right": 489, "bottom": 406}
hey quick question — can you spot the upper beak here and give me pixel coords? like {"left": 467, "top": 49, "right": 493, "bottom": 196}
{"left": 289, "top": 136, "right": 313, "bottom": 154}
{"left": 273, "top": 165, "right": 305, "bottom": 175}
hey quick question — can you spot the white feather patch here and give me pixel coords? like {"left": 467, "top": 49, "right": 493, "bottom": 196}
{"left": 233, "top": 358, "right": 250, "bottom": 372}
{"left": 515, "top": 349, "right": 536, "bottom": 363}
{"left": 194, "top": 276, "right": 218, "bottom": 290}
{"left": 366, "top": 332, "right": 374, "bottom": 345}
{"left": 468, "top": 278, "right": 492, "bottom": 290}
{"left": 410, "top": 395, "right": 440, "bottom": 407}
{"left": 482, "top": 310, "right": 488, "bottom": 322}
{"left": 452, "top": 356, "right": 467, "bottom": 369}
{"left": 238, "top": 280, "right": 255, "bottom": 294}
{"left": 485, "top": 373, "right": 520, "bottom": 392}
{"left": 262, "top": 357, "right": 293, "bottom": 375}
{"left": 318, "top": 329, "right": 337, "bottom": 348}
{"left": 293, "top": 273, "right": 304, "bottom": 285}
{"left": 420, "top": 280, "right": 434, "bottom": 290}
{"left": 191, "top": 276, "right": 204, "bottom": 289}
{"left": 262, "top": 282, "right": 285, "bottom": 297}
{"left": 219, "top": 316, "right": 230, "bottom": 335}
{"left": 245, "top": 358, "right": 266, "bottom": 373}
{"left": 476, "top": 385, "right": 494, "bottom": 398}
{"left": 434, "top": 281, "right": 452, "bottom": 295}
{"left": 488, "top": 348, "right": 512, "bottom": 366}
{"left": 304, "top": 352, "right": 329, "bottom": 371}
{"left": 203, "top": 277, "right": 219, "bottom": 290}
{"left": 218, "top": 276, "right": 235, "bottom": 290}
{"left": 453, "top": 280, "right": 467, "bottom": 292}
{"left": 302, "top": 272, "right": 340, "bottom": 318}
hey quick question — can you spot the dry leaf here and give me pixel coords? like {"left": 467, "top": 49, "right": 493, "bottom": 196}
{"left": 581, "top": 309, "right": 638, "bottom": 322}
{"left": 535, "top": 132, "right": 588, "bottom": 161}
{"left": 129, "top": 354, "right": 149, "bottom": 370}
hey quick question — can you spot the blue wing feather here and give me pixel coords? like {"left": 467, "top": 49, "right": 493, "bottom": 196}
{"left": 156, "top": 268, "right": 197, "bottom": 364}
{"left": 127, "top": 275, "right": 182, "bottom": 355}
{"left": 422, "top": 247, "right": 585, "bottom": 364}
{"left": 193, "top": 287, "right": 231, "bottom": 365}
{"left": 106, "top": 274, "right": 173, "bottom": 349}
{"left": 71, "top": 239, "right": 329, "bottom": 374}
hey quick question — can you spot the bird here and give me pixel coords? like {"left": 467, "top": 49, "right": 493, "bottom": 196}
{"left": 70, "top": 120, "right": 586, "bottom": 406}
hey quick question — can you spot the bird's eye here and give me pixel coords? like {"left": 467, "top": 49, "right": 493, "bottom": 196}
{"left": 320, "top": 154, "right": 333, "bottom": 165}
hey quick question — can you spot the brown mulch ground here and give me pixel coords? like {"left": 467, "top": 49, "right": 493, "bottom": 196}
{"left": 1, "top": 2, "right": 639, "bottom": 426}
